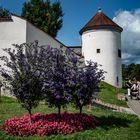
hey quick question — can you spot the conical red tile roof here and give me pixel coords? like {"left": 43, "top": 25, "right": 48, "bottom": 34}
{"left": 79, "top": 9, "right": 123, "bottom": 35}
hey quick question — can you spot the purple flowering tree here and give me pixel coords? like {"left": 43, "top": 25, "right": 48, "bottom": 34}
{"left": 0, "top": 41, "right": 51, "bottom": 123}
{"left": 43, "top": 47, "right": 74, "bottom": 116}
{"left": 70, "top": 61, "right": 105, "bottom": 114}
{"left": 0, "top": 40, "right": 105, "bottom": 118}
{"left": 43, "top": 47, "right": 105, "bottom": 115}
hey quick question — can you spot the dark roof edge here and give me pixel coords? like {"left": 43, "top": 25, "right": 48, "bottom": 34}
{"left": 79, "top": 25, "right": 123, "bottom": 35}
{"left": 0, "top": 17, "right": 13, "bottom": 22}
{"left": 67, "top": 46, "right": 82, "bottom": 48}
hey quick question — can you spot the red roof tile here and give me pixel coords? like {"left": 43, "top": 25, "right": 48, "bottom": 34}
{"left": 79, "top": 9, "right": 123, "bottom": 35}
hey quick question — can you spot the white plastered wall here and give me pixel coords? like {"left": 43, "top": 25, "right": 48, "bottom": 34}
{"left": 0, "top": 16, "right": 26, "bottom": 58}
{"left": 26, "top": 22, "right": 62, "bottom": 48}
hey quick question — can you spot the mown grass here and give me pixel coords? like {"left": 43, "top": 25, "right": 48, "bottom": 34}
{"left": 0, "top": 96, "right": 140, "bottom": 140}
{"left": 99, "top": 82, "right": 127, "bottom": 107}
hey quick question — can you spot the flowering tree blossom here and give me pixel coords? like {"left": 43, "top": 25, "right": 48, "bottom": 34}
{"left": 44, "top": 47, "right": 105, "bottom": 115}
{"left": 43, "top": 47, "right": 75, "bottom": 116}
{"left": 0, "top": 42, "right": 50, "bottom": 123}
{"left": 0, "top": 41, "right": 105, "bottom": 117}
{"left": 70, "top": 60, "right": 105, "bottom": 114}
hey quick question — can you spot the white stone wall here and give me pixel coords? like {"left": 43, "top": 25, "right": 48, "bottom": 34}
{"left": 0, "top": 16, "right": 26, "bottom": 59}
{"left": 82, "top": 29, "right": 122, "bottom": 87}
{"left": 0, "top": 15, "right": 63, "bottom": 52}
{"left": 26, "top": 22, "right": 62, "bottom": 48}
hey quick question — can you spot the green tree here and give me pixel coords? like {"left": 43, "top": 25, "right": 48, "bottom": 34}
{"left": 122, "top": 63, "right": 135, "bottom": 80}
{"left": 131, "top": 64, "right": 140, "bottom": 81}
{"left": 21, "top": 0, "right": 63, "bottom": 37}
{"left": 0, "top": 7, "right": 11, "bottom": 18}
{"left": 127, "top": 63, "right": 135, "bottom": 79}
{"left": 122, "top": 63, "right": 140, "bottom": 82}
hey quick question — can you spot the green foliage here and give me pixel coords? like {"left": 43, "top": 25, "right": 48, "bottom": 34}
{"left": 122, "top": 63, "right": 140, "bottom": 81}
{"left": 21, "top": 0, "right": 63, "bottom": 37}
{"left": 0, "top": 7, "right": 11, "bottom": 18}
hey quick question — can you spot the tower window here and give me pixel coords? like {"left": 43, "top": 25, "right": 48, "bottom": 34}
{"left": 116, "top": 76, "right": 119, "bottom": 86}
{"left": 118, "top": 49, "right": 121, "bottom": 57}
{"left": 97, "top": 49, "right": 100, "bottom": 53}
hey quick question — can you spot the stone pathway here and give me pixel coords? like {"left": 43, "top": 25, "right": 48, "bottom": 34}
{"left": 91, "top": 98, "right": 136, "bottom": 115}
{"left": 127, "top": 96, "right": 140, "bottom": 118}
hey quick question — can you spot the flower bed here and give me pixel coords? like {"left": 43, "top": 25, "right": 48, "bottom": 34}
{"left": 2, "top": 112, "right": 98, "bottom": 137}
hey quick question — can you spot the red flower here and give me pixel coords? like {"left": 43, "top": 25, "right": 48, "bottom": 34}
{"left": 1, "top": 112, "right": 98, "bottom": 136}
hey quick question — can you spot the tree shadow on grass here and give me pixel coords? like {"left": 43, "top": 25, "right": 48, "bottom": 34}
{"left": 97, "top": 115, "right": 131, "bottom": 130}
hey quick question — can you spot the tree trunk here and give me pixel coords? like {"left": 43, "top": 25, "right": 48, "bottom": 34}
{"left": 58, "top": 105, "right": 61, "bottom": 117}
{"left": 79, "top": 106, "right": 83, "bottom": 115}
{"left": 28, "top": 109, "right": 32, "bottom": 124}
{"left": 0, "top": 87, "right": 1, "bottom": 102}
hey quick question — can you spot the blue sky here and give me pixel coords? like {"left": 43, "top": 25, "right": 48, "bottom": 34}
{"left": 0, "top": 0, "right": 140, "bottom": 63}
{"left": 0, "top": 0, "right": 139, "bottom": 46}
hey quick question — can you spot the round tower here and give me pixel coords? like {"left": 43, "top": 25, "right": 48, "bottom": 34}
{"left": 79, "top": 9, "right": 123, "bottom": 88}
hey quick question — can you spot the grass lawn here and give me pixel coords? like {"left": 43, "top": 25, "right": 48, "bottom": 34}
{"left": 99, "top": 82, "right": 127, "bottom": 107}
{"left": 0, "top": 96, "right": 140, "bottom": 140}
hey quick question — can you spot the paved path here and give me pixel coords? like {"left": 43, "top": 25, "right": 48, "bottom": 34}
{"left": 92, "top": 97, "right": 140, "bottom": 119}
{"left": 127, "top": 96, "right": 140, "bottom": 118}
{"left": 92, "top": 99, "right": 136, "bottom": 115}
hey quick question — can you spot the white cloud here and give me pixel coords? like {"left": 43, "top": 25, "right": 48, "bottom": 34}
{"left": 113, "top": 9, "right": 140, "bottom": 64}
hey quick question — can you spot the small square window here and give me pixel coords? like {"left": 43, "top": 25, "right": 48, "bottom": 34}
{"left": 97, "top": 49, "right": 100, "bottom": 53}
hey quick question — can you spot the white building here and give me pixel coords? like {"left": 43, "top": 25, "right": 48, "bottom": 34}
{"left": 79, "top": 9, "right": 123, "bottom": 88}
{"left": 0, "top": 9, "right": 123, "bottom": 89}
{"left": 0, "top": 15, "right": 64, "bottom": 57}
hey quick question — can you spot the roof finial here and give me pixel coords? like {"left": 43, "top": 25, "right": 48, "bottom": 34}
{"left": 98, "top": 7, "right": 102, "bottom": 12}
